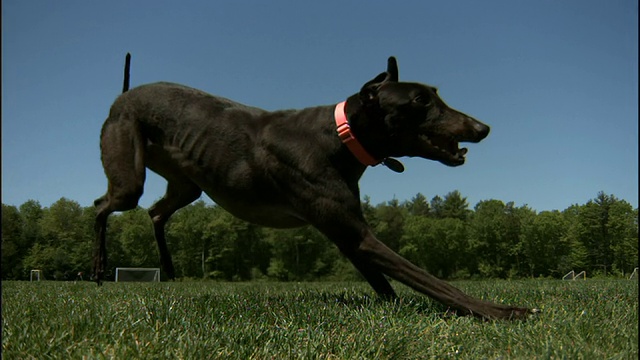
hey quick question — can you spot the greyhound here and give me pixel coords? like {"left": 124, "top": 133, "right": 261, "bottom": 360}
{"left": 94, "top": 54, "right": 533, "bottom": 320}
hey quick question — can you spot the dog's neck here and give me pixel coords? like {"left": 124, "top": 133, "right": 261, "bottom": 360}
{"left": 336, "top": 98, "right": 405, "bottom": 173}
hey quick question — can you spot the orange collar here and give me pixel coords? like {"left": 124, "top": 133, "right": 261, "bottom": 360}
{"left": 334, "top": 101, "right": 380, "bottom": 166}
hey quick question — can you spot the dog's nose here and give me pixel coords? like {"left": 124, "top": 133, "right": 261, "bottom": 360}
{"left": 474, "top": 121, "right": 490, "bottom": 140}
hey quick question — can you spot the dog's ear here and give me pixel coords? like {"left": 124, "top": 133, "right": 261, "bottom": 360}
{"left": 387, "top": 56, "right": 398, "bottom": 82}
{"left": 359, "top": 72, "right": 387, "bottom": 103}
{"left": 359, "top": 57, "right": 399, "bottom": 104}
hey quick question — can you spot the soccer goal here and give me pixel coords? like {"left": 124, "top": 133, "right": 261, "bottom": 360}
{"left": 562, "top": 270, "right": 586, "bottom": 280}
{"left": 562, "top": 270, "right": 575, "bottom": 280}
{"left": 630, "top": 267, "right": 638, "bottom": 280}
{"left": 115, "top": 268, "right": 160, "bottom": 282}
{"left": 30, "top": 269, "right": 43, "bottom": 281}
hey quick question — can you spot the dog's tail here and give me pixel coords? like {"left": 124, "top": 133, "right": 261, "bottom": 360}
{"left": 122, "top": 52, "right": 131, "bottom": 93}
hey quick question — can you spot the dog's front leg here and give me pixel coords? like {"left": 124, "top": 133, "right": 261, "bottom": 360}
{"left": 337, "top": 246, "right": 397, "bottom": 299}
{"left": 320, "top": 218, "right": 530, "bottom": 320}
{"left": 354, "top": 228, "right": 531, "bottom": 320}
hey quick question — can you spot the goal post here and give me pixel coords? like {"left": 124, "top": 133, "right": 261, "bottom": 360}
{"left": 630, "top": 267, "right": 639, "bottom": 280}
{"left": 115, "top": 268, "right": 160, "bottom": 282}
{"left": 30, "top": 269, "right": 43, "bottom": 281}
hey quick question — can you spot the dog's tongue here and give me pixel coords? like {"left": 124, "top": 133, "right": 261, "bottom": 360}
{"left": 382, "top": 158, "right": 405, "bottom": 173}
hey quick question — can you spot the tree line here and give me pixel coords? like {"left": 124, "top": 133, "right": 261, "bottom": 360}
{"left": 2, "top": 191, "right": 637, "bottom": 281}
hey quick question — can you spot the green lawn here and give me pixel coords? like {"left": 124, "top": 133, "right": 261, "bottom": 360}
{"left": 2, "top": 279, "right": 637, "bottom": 359}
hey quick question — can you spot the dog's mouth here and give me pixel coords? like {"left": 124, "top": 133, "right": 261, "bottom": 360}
{"left": 418, "top": 134, "right": 468, "bottom": 166}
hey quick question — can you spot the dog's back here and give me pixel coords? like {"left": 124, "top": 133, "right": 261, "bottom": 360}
{"left": 108, "top": 82, "right": 266, "bottom": 127}
{"left": 102, "top": 81, "right": 269, "bottom": 173}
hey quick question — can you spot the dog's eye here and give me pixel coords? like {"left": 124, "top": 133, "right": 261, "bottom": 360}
{"left": 412, "top": 95, "right": 431, "bottom": 106}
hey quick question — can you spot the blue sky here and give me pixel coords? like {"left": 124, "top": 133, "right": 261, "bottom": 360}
{"left": 2, "top": 0, "right": 638, "bottom": 212}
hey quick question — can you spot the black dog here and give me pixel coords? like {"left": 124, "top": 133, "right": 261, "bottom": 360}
{"left": 94, "top": 55, "right": 532, "bottom": 320}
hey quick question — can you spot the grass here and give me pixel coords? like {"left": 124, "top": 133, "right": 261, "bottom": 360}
{"left": 2, "top": 279, "right": 637, "bottom": 359}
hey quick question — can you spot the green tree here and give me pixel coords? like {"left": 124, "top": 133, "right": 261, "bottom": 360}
{"left": 39, "top": 198, "right": 84, "bottom": 246}
{"left": 562, "top": 204, "right": 590, "bottom": 273}
{"left": 373, "top": 198, "right": 406, "bottom": 252}
{"left": 266, "top": 226, "right": 333, "bottom": 281}
{"left": 579, "top": 192, "right": 617, "bottom": 275}
{"left": 607, "top": 200, "right": 638, "bottom": 275}
{"left": 405, "top": 193, "right": 430, "bottom": 217}
{"left": 19, "top": 200, "right": 44, "bottom": 250}
{"left": 519, "top": 209, "right": 569, "bottom": 277}
{"left": 361, "top": 195, "right": 377, "bottom": 223}
{"left": 441, "top": 190, "right": 471, "bottom": 221}
{"left": 401, "top": 215, "right": 468, "bottom": 278}
{"left": 2, "top": 204, "right": 23, "bottom": 279}
{"left": 468, "top": 200, "right": 512, "bottom": 278}
{"left": 115, "top": 207, "right": 157, "bottom": 268}
{"left": 32, "top": 198, "right": 86, "bottom": 279}
{"left": 73, "top": 207, "right": 96, "bottom": 276}
{"left": 430, "top": 195, "right": 445, "bottom": 219}
{"left": 205, "top": 207, "right": 267, "bottom": 280}
{"left": 22, "top": 243, "right": 58, "bottom": 279}
{"left": 166, "top": 201, "right": 216, "bottom": 278}
{"left": 18, "top": 200, "right": 44, "bottom": 278}
{"left": 503, "top": 203, "right": 528, "bottom": 277}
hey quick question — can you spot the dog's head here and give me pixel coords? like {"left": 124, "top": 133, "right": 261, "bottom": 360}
{"left": 355, "top": 57, "right": 490, "bottom": 167}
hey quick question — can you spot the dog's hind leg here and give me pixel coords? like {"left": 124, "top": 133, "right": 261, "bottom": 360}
{"left": 93, "top": 117, "right": 146, "bottom": 285}
{"left": 148, "top": 179, "right": 202, "bottom": 280}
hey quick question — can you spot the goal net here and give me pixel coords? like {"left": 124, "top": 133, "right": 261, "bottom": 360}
{"left": 115, "top": 268, "right": 160, "bottom": 282}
